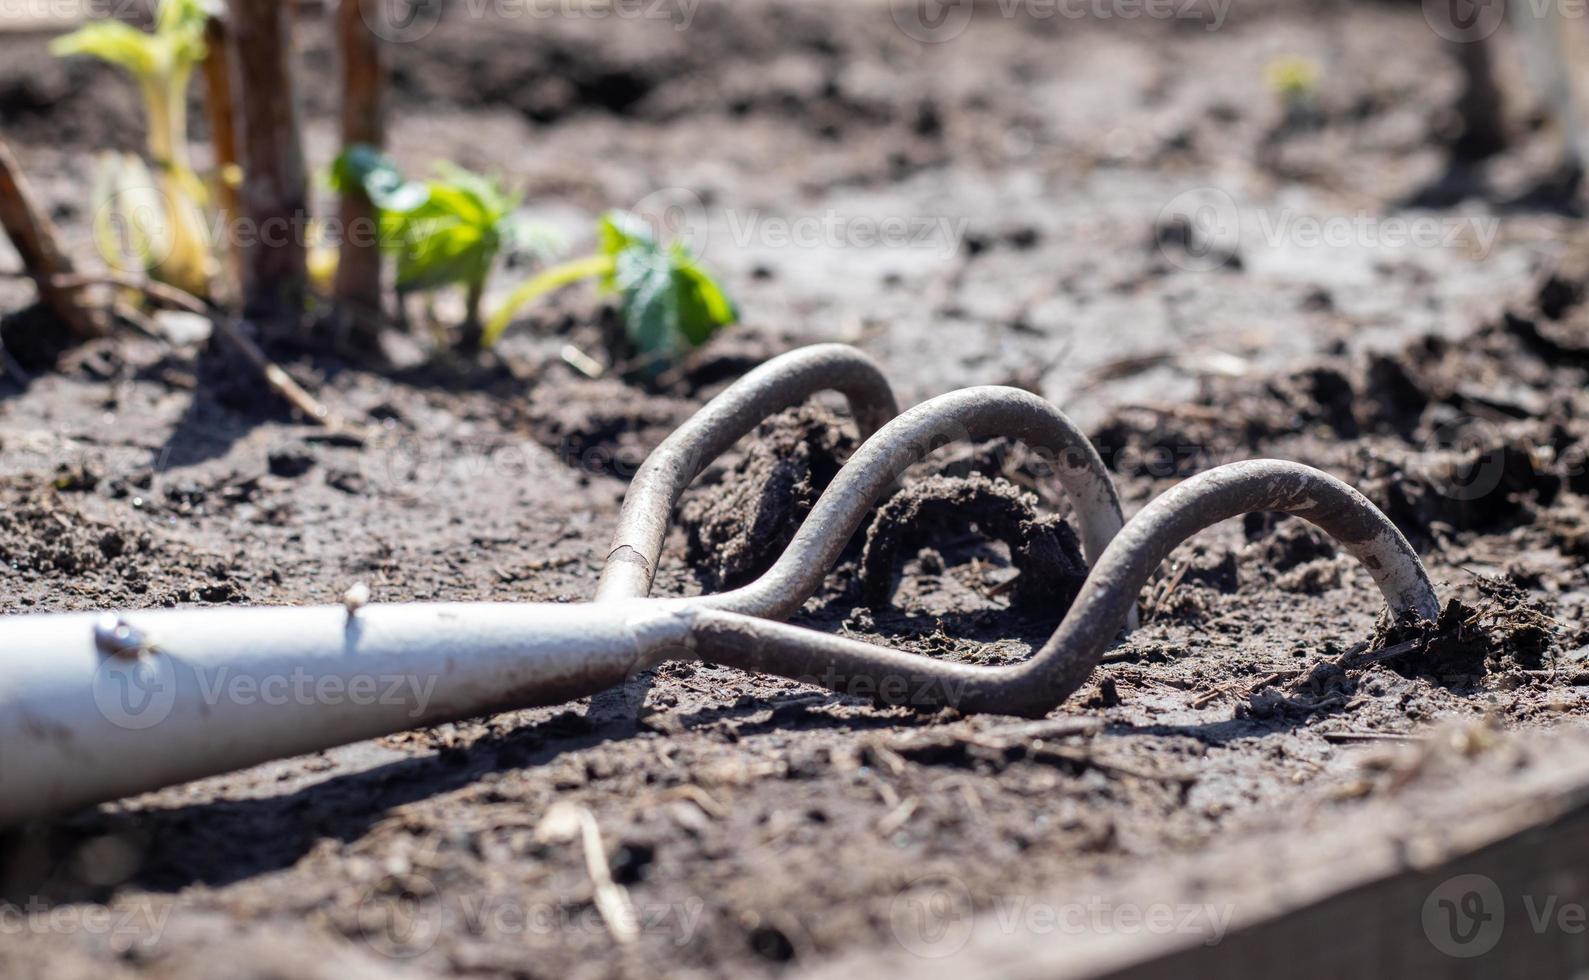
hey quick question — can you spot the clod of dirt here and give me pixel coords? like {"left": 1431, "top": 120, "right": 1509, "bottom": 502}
{"left": 1502, "top": 269, "right": 1589, "bottom": 368}
{"left": 52, "top": 461, "right": 101, "bottom": 493}
{"left": 1151, "top": 585, "right": 1217, "bottom": 624}
{"left": 1089, "top": 407, "right": 1225, "bottom": 481}
{"left": 859, "top": 473, "right": 1086, "bottom": 612}
{"left": 653, "top": 328, "right": 795, "bottom": 398}
{"left": 1369, "top": 575, "right": 1562, "bottom": 681}
{"left": 0, "top": 302, "right": 77, "bottom": 372}
{"left": 1243, "top": 514, "right": 1338, "bottom": 571}
{"left": 917, "top": 436, "right": 1070, "bottom": 504}
{"left": 1151, "top": 213, "right": 1242, "bottom": 271}
{"left": 679, "top": 405, "right": 856, "bottom": 591}
{"left": 1276, "top": 559, "right": 1344, "bottom": 595}
{"left": 1181, "top": 547, "right": 1240, "bottom": 593}
{"left": 1359, "top": 436, "right": 1558, "bottom": 542}
{"left": 1240, "top": 662, "right": 1355, "bottom": 720}
{"left": 267, "top": 447, "right": 316, "bottom": 478}
{"left": 524, "top": 376, "right": 691, "bottom": 476}
{"left": 0, "top": 497, "right": 152, "bottom": 575}
{"left": 1142, "top": 545, "right": 1238, "bottom": 624}
{"left": 1360, "top": 353, "right": 1430, "bottom": 433}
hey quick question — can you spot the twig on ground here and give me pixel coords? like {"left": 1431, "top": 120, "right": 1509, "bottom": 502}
{"left": 1190, "top": 668, "right": 1298, "bottom": 708}
{"left": 1324, "top": 731, "right": 1422, "bottom": 744}
{"left": 213, "top": 316, "right": 341, "bottom": 427}
{"left": 53, "top": 271, "right": 208, "bottom": 315}
{"left": 1342, "top": 637, "right": 1424, "bottom": 669}
{"left": 537, "top": 803, "right": 639, "bottom": 945}
{"left": 877, "top": 797, "right": 919, "bottom": 835}
{"left": 1032, "top": 744, "right": 1199, "bottom": 785}
{"left": 51, "top": 271, "right": 342, "bottom": 428}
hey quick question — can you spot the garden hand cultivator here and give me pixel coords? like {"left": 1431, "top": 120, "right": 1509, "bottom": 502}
{"left": 0, "top": 345, "right": 1439, "bottom": 826}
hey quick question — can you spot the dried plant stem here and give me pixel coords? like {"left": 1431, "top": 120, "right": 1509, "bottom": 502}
{"left": 0, "top": 138, "right": 107, "bottom": 340}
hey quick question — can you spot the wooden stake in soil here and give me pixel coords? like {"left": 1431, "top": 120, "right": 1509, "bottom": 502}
{"left": 1450, "top": 16, "right": 1506, "bottom": 161}
{"left": 225, "top": 0, "right": 309, "bottom": 327}
{"left": 0, "top": 139, "right": 107, "bottom": 340}
{"left": 201, "top": 13, "right": 243, "bottom": 293}
{"left": 333, "top": 0, "right": 385, "bottom": 346}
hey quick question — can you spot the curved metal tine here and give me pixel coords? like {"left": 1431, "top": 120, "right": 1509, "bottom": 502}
{"left": 586, "top": 343, "right": 899, "bottom": 724}
{"left": 596, "top": 343, "right": 899, "bottom": 603}
{"left": 683, "top": 460, "right": 1439, "bottom": 718}
{"left": 685, "top": 385, "right": 1131, "bottom": 626}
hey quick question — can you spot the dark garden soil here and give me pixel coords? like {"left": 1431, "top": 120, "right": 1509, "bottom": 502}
{"left": 2, "top": 1, "right": 1588, "bottom": 977}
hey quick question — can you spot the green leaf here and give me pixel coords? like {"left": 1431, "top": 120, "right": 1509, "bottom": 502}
{"left": 354, "top": 162, "right": 518, "bottom": 297}
{"left": 53, "top": 2, "right": 211, "bottom": 79}
{"left": 432, "top": 161, "right": 517, "bottom": 220}
{"left": 389, "top": 214, "right": 495, "bottom": 293}
{"left": 503, "top": 217, "right": 568, "bottom": 263}
{"left": 157, "top": 0, "right": 220, "bottom": 34}
{"left": 330, "top": 145, "right": 424, "bottom": 213}
{"left": 671, "top": 247, "right": 738, "bottom": 345}
{"left": 488, "top": 209, "right": 737, "bottom": 352}
{"left": 596, "top": 210, "right": 655, "bottom": 291}
{"left": 51, "top": 22, "right": 162, "bottom": 77}
{"left": 612, "top": 240, "right": 737, "bottom": 356}
{"left": 599, "top": 210, "right": 655, "bottom": 255}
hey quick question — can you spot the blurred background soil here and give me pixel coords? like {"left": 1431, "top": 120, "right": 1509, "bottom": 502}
{"left": 1, "top": 1, "right": 1588, "bottom": 977}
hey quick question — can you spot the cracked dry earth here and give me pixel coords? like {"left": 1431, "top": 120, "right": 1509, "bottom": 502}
{"left": 3, "top": 0, "right": 1589, "bottom": 978}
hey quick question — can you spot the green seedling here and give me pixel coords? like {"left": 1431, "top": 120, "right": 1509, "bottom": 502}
{"left": 53, "top": 0, "right": 216, "bottom": 296}
{"left": 486, "top": 209, "right": 737, "bottom": 358}
{"left": 331, "top": 146, "right": 557, "bottom": 348}
{"left": 1265, "top": 55, "right": 1321, "bottom": 111}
